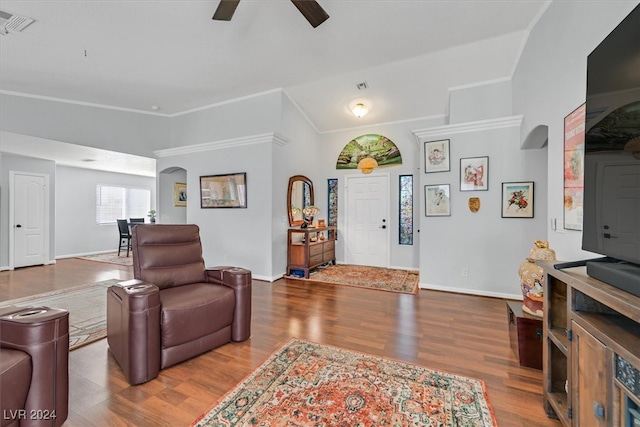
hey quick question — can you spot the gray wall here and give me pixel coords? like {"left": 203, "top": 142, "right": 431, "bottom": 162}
{"left": 55, "top": 166, "right": 156, "bottom": 257}
{"left": 415, "top": 113, "right": 548, "bottom": 298}
{"left": 158, "top": 168, "right": 187, "bottom": 224}
{"left": 513, "top": 1, "right": 639, "bottom": 262}
{"left": 317, "top": 117, "right": 444, "bottom": 270}
{"left": 0, "top": 94, "right": 170, "bottom": 157}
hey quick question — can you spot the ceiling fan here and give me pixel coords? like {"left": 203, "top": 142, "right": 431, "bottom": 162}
{"left": 213, "top": 0, "right": 329, "bottom": 28}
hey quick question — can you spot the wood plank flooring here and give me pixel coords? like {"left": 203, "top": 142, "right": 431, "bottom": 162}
{"left": 0, "top": 259, "right": 561, "bottom": 427}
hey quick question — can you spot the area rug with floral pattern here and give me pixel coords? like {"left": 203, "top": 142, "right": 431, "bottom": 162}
{"left": 192, "top": 338, "right": 497, "bottom": 426}
{"left": 290, "top": 264, "right": 419, "bottom": 294}
{"left": 76, "top": 252, "right": 133, "bottom": 266}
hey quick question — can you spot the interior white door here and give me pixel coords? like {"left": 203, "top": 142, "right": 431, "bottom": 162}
{"left": 345, "top": 174, "right": 389, "bottom": 267}
{"left": 12, "top": 172, "right": 48, "bottom": 268}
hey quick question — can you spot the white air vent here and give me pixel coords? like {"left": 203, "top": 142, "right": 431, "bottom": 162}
{"left": 0, "top": 10, "right": 34, "bottom": 35}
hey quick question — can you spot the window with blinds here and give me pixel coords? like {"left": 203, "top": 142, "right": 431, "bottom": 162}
{"left": 96, "top": 185, "right": 151, "bottom": 224}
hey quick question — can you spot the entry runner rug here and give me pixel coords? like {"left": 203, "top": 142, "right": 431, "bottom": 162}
{"left": 192, "top": 338, "right": 497, "bottom": 426}
{"left": 0, "top": 279, "right": 117, "bottom": 350}
{"left": 77, "top": 252, "right": 133, "bottom": 266}
{"left": 291, "top": 264, "right": 419, "bottom": 294}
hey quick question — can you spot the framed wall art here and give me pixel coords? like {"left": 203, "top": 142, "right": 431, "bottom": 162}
{"left": 174, "top": 182, "right": 186, "bottom": 207}
{"left": 502, "top": 181, "right": 534, "bottom": 218}
{"left": 200, "top": 172, "right": 247, "bottom": 208}
{"left": 460, "top": 156, "right": 488, "bottom": 191}
{"left": 425, "top": 184, "right": 451, "bottom": 217}
{"left": 424, "top": 139, "right": 450, "bottom": 173}
{"left": 563, "top": 103, "right": 585, "bottom": 230}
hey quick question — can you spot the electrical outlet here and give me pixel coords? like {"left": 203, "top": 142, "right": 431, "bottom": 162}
{"left": 462, "top": 268, "right": 469, "bottom": 277}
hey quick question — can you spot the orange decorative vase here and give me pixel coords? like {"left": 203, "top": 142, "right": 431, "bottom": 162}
{"left": 518, "top": 240, "right": 556, "bottom": 317}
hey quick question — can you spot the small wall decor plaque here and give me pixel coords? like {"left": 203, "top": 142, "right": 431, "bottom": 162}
{"left": 468, "top": 197, "right": 480, "bottom": 213}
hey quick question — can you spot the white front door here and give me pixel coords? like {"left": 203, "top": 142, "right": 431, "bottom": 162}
{"left": 11, "top": 172, "right": 49, "bottom": 268}
{"left": 345, "top": 174, "right": 389, "bottom": 267}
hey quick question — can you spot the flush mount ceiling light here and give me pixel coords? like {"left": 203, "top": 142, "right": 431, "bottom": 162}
{"left": 352, "top": 103, "right": 368, "bottom": 118}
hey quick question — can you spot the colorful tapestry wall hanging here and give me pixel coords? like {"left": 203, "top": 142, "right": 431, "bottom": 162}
{"left": 336, "top": 134, "right": 402, "bottom": 170}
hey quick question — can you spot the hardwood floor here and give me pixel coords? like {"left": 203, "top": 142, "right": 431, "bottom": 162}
{"left": 0, "top": 259, "right": 561, "bottom": 427}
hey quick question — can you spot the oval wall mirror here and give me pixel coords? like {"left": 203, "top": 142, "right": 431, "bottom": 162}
{"left": 288, "top": 175, "right": 314, "bottom": 227}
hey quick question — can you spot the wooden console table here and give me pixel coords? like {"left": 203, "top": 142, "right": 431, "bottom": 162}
{"left": 287, "top": 226, "right": 336, "bottom": 278}
{"left": 539, "top": 261, "right": 640, "bottom": 426}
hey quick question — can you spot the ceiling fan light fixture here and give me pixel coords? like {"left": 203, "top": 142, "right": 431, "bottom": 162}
{"left": 352, "top": 103, "right": 368, "bottom": 118}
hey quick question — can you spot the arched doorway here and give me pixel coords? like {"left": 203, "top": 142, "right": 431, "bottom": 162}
{"left": 158, "top": 167, "right": 187, "bottom": 224}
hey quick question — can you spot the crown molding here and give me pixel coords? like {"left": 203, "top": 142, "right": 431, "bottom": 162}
{"left": 412, "top": 115, "right": 523, "bottom": 140}
{"left": 0, "top": 90, "right": 171, "bottom": 117}
{"left": 154, "top": 132, "right": 289, "bottom": 158}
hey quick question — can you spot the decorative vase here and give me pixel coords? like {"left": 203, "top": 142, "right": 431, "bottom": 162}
{"left": 302, "top": 206, "right": 319, "bottom": 229}
{"left": 518, "top": 240, "right": 556, "bottom": 317}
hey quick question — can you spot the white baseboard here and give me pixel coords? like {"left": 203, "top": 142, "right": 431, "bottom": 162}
{"left": 1, "top": 260, "right": 57, "bottom": 271}
{"left": 253, "top": 273, "right": 282, "bottom": 282}
{"left": 419, "top": 282, "right": 523, "bottom": 300}
{"left": 56, "top": 250, "right": 115, "bottom": 259}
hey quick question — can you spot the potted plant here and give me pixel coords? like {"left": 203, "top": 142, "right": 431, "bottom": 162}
{"left": 147, "top": 210, "right": 157, "bottom": 223}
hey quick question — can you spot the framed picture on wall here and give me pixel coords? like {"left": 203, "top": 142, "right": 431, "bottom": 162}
{"left": 502, "top": 181, "right": 534, "bottom": 218}
{"left": 425, "top": 184, "right": 451, "bottom": 217}
{"left": 424, "top": 139, "right": 450, "bottom": 173}
{"left": 563, "top": 103, "right": 585, "bottom": 231}
{"left": 200, "top": 172, "right": 247, "bottom": 208}
{"left": 174, "top": 182, "right": 186, "bottom": 207}
{"left": 460, "top": 156, "right": 489, "bottom": 191}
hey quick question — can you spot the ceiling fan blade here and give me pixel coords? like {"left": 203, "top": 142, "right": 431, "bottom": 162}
{"left": 291, "top": 0, "right": 329, "bottom": 28}
{"left": 212, "top": 0, "right": 240, "bottom": 21}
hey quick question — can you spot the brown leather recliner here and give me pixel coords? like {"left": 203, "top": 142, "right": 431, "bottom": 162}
{"left": 106, "top": 224, "right": 252, "bottom": 385}
{"left": 0, "top": 306, "right": 69, "bottom": 427}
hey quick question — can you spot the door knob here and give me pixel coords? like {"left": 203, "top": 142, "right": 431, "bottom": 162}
{"left": 380, "top": 225, "right": 386, "bottom": 229}
{"left": 16, "top": 224, "right": 22, "bottom": 228}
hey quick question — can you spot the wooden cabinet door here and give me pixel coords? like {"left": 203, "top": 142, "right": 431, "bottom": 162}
{"left": 572, "top": 321, "right": 608, "bottom": 427}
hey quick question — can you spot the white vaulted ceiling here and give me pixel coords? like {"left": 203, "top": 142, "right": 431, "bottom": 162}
{"left": 0, "top": 0, "right": 550, "bottom": 171}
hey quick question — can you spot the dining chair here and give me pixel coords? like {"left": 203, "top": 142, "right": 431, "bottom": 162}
{"left": 129, "top": 218, "right": 145, "bottom": 224}
{"left": 117, "top": 219, "right": 132, "bottom": 256}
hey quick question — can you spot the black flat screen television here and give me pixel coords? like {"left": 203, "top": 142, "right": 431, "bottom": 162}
{"left": 580, "top": 4, "right": 640, "bottom": 296}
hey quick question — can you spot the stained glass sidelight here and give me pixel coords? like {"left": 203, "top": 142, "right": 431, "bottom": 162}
{"left": 399, "top": 175, "right": 413, "bottom": 245}
{"left": 328, "top": 178, "right": 338, "bottom": 227}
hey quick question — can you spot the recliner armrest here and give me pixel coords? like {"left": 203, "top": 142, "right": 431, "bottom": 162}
{"left": 0, "top": 306, "right": 69, "bottom": 427}
{"left": 206, "top": 266, "right": 252, "bottom": 341}
{"left": 107, "top": 281, "right": 161, "bottom": 385}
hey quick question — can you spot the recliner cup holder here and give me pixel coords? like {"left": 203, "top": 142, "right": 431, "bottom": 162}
{"left": 125, "top": 284, "right": 155, "bottom": 293}
{"left": 11, "top": 308, "right": 49, "bottom": 318}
